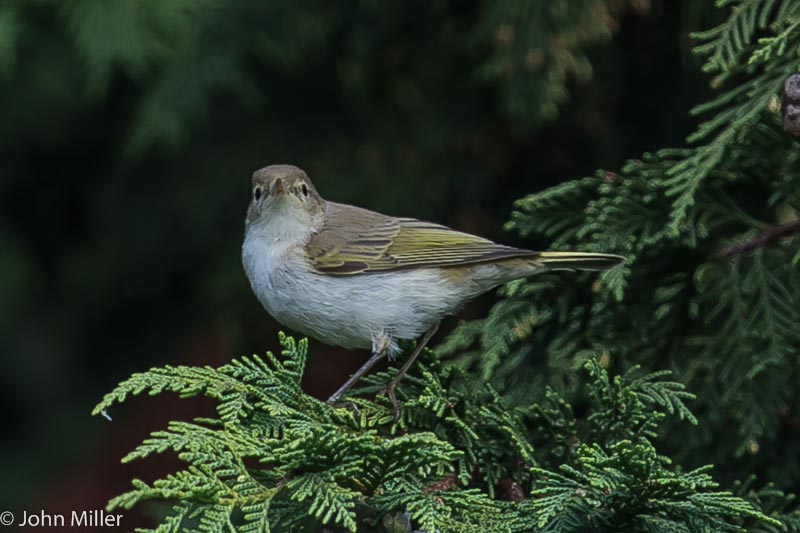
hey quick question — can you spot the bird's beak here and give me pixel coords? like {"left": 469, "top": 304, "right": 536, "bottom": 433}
{"left": 272, "top": 178, "right": 286, "bottom": 196}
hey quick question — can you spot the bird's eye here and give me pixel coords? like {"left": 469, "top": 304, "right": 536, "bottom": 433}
{"left": 254, "top": 186, "right": 263, "bottom": 201}
{"left": 300, "top": 183, "right": 309, "bottom": 197}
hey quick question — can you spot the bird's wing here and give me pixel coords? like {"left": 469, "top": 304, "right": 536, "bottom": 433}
{"left": 305, "top": 202, "right": 536, "bottom": 275}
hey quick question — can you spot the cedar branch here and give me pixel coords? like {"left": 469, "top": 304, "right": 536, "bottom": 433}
{"left": 719, "top": 220, "right": 800, "bottom": 258}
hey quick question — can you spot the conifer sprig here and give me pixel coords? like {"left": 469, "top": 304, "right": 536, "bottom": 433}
{"left": 441, "top": 0, "right": 800, "bottom": 479}
{"left": 96, "top": 334, "right": 786, "bottom": 532}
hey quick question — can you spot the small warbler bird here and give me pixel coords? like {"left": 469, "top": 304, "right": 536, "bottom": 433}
{"left": 242, "top": 164, "right": 623, "bottom": 411}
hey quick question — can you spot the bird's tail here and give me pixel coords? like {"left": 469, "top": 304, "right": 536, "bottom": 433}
{"left": 537, "top": 251, "right": 625, "bottom": 271}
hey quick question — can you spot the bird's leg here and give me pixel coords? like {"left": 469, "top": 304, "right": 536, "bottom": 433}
{"left": 326, "top": 332, "right": 391, "bottom": 406}
{"left": 385, "top": 322, "right": 440, "bottom": 418}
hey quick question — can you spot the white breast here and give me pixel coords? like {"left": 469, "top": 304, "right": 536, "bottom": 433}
{"left": 242, "top": 227, "right": 469, "bottom": 355}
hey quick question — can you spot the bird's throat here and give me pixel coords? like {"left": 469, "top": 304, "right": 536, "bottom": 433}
{"left": 251, "top": 205, "right": 315, "bottom": 245}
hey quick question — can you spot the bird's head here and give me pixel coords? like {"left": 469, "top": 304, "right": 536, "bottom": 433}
{"left": 246, "top": 164, "right": 324, "bottom": 236}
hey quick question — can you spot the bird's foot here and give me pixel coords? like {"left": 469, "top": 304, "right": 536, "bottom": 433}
{"left": 326, "top": 397, "right": 360, "bottom": 414}
{"left": 384, "top": 379, "right": 402, "bottom": 421}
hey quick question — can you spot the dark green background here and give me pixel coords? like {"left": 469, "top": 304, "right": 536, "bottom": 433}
{"left": 0, "top": 1, "right": 707, "bottom": 527}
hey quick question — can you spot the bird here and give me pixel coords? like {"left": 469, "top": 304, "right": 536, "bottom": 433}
{"left": 242, "top": 164, "right": 624, "bottom": 413}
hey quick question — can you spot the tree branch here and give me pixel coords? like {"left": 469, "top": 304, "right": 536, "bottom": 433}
{"left": 718, "top": 219, "right": 800, "bottom": 258}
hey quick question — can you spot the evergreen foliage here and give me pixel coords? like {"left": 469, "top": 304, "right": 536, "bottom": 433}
{"left": 441, "top": 0, "right": 800, "bottom": 489}
{"left": 83, "top": 0, "right": 800, "bottom": 530}
{"left": 0, "top": 0, "right": 639, "bottom": 156}
{"left": 96, "top": 333, "right": 790, "bottom": 532}
{"left": 475, "top": 0, "right": 643, "bottom": 122}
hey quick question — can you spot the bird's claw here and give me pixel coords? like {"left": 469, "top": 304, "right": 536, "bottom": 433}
{"left": 327, "top": 398, "right": 360, "bottom": 414}
{"left": 385, "top": 381, "right": 402, "bottom": 421}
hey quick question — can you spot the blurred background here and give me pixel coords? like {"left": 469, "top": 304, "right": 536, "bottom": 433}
{"left": 0, "top": 0, "right": 711, "bottom": 529}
